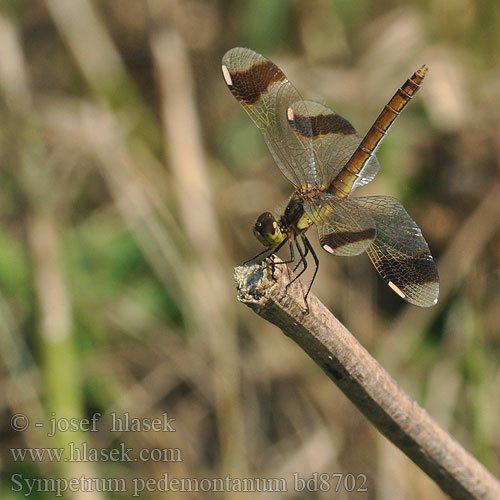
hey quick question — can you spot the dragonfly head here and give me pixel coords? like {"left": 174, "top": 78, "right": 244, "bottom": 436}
{"left": 253, "top": 212, "right": 285, "bottom": 248}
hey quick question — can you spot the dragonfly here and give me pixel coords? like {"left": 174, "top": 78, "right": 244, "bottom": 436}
{"left": 222, "top": 47, "right": 439, "bottom": 307}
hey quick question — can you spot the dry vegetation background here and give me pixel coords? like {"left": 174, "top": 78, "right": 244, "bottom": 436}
{"left": 1, "top": 1, "right": 500, "bottom": 499}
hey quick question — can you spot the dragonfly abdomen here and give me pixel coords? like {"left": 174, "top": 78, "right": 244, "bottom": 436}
{"left": 328, "top": 65, "right": 428, "bottom": 198}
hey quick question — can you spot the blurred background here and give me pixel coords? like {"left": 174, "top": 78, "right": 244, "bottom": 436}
{"left": 1, "top": 0, "right": 499, "bottom": 499}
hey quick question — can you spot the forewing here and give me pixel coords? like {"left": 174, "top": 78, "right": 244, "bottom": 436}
{"left": 287, "top": 100, "right": 380, "bottom": 190}
{"left": 355, "top": 196, "right": 439, "bottom": 306}
{"left": 222, "top": 48, "right": 318, "bottom": 188}
{"left": 305, "top": 193, "right": 376, "bottom": 256}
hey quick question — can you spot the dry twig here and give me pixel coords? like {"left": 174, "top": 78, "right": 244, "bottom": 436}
{"left": 233, "top": 256, "right": 500, "bottom": 500}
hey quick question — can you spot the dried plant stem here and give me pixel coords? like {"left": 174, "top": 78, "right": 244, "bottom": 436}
{"left": 233, "top": 257, "right": 500, "bottom": 500}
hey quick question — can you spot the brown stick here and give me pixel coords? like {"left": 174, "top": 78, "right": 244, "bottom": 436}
{"left": 233, "top": 257, "right": 500, "bottom": 500}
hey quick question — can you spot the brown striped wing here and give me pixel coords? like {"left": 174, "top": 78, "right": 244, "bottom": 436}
{"left": 287, "top": 100, "right": 380, "bottom": 190}
{"left": 222, "top": 47, "right": 318, "bottom": 189}
{"left": 304, "top": 193, "right": 376, "bottom": 256}
{"left": 355, "top": 196, "right": 439, "bottom": 306}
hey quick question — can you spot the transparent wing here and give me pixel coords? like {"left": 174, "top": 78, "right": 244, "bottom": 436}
{"left": 304, "top": 193, "right": 376, "bottom": 256}
{"left": 287, "top": 100, "right": 380, "bottom": 190}
{"left": 355, "top": 196, "right": 439, "bottom": 306}
{"left": 222, "top": 47, "right": 318, "bottom": 188}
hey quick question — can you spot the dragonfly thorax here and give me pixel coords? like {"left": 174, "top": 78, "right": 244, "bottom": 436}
{"left": 283, "top": 193, "right": 313, "bottom": 233}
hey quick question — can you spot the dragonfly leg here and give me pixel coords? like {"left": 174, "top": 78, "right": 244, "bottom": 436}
{"left": 292, "top": 238, "right": 309, "bottom": 273}
{"left": 284, "top": 238, "right": 312, "bottom": 312}
{"left": 263, "top": 238, "right": 294, "bottom": 280}
{"left": 264, "top": 236, "right": 296, "bottom": 266}
{"left": 303, "top": 235, "right": 319, "bottom": 301}
{"left": 286, "top": 238, "right": 308, "bottom": 288}
{"left": 243, "top": 236, "right": 289, "bottom": 265}
{"left": 243, "top": 247, "right": 274, "bottom": 265}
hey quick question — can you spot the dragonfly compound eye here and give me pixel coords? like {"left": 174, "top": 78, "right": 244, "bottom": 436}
{"left": 253, "top": 213, "right": 285, "bottom": 247}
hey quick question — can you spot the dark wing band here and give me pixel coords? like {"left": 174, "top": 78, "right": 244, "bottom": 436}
{"left": 222, "top": 47, "right": 318, "bottom": 188}
{"left": 288, "top": 100, "right": 380, "bottom": 190}
{"left": 355, "top": 196, "right": 439, "bottom": 307}
{"left": 305, "top": 193, "right": 376, "bottom": 256}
